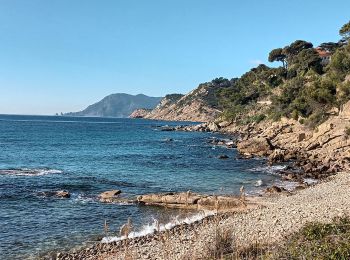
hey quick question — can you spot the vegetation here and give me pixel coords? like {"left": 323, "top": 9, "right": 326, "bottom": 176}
{"left": 204, "top": 217, "right": 350, "bottom": 260}
{"left": 164, "top": 93, "right": 184, "bottom": 103}
{"left": 210, "top": 20, "right": 350, "bottom": 127}
{"left": 270, "top": 217, "right": 350, "bottom": 259}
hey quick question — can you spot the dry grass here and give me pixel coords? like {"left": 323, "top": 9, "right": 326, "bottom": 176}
{"left": 201, "top": 216, "right": 350, "bottom": 260}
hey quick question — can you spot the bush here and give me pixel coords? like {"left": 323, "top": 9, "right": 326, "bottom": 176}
{"left": 272, "top": 217, "right": 350, "bottom": 259}
{"left": 291, "top": 110, "right": 299, "bottom": 120}
{"left": 305, "top": 111, "right": 328, "bottom": 129}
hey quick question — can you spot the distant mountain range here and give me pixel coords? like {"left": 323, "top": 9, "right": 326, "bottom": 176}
{"left": 64, "top": 93, "right": 162, "bottom": 118}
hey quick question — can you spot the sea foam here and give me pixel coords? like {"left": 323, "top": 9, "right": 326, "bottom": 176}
{"left": 0, "top": 168, "right": 63, "bottom": 176}
{"left": 101, "top": 210, "right": 215, "bottom": 243}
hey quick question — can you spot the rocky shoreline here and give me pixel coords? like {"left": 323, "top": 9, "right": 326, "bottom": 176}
{"left": 48, "top": 171, "right": 350, "bottom": 260}
{"left": 46, "top": 103, "right": 350, "bottom": 259}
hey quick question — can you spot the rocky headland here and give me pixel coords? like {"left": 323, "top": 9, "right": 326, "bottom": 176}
{"left": 52, "top": 26, "right": 350, "bottom": 259}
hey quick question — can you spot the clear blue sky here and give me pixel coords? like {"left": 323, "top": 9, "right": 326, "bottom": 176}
{"left": 0, "top": 0, "right": 349, "bottom": 115}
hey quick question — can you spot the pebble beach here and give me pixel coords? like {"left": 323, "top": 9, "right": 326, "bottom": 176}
{"left": 54, "top": 171, "right": 350, "bottom": 260}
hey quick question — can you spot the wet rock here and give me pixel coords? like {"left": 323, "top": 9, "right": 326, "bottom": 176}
{"left": 160, "top": 127, "right": 175, "bottom": 131}
{"left": 207, "top": 122, "right": 220, "bottom": 132}
{"left": 56, "top": 190, "right": 70, "bottom": 198}
{"left": 99, "top": 190, "right": 121, "bottom": 202}
{"left": 265, "top": 186, "right": 286, "bottom": 193}
{"left": 268, "top": 149, "right": 286, "bottom": 163}
{"left": 218, "top": 155, "right": 229, "bottom": 159}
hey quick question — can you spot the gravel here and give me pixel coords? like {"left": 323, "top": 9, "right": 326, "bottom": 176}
{"left": 58, "top": 172, "right": 350, "bottom": 260}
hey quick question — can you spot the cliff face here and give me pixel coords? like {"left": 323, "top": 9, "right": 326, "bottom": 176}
{"left": 143, "top": 83, "right": 224, "bottom": 122}
{"left": 218, "top": 99, "right": 350, "bottom": 176}
{"left": 65, "top": 94, "right": 162, "bottom": 118}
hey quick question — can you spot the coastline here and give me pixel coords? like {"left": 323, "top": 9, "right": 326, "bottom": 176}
{"left": 52, "top": 171, "right": 350, "bottom": 260}
{"left": 48, "top": 106, "right": 350, "bottom": 259}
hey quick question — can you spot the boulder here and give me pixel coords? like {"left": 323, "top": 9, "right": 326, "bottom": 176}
{"left": 225, "top": 141, "right": 236, "bottom": 148}
{"left": 265, "top": 186, "right": 286, "bottom": 193}
{"left": 237, "top": 137, "right": 274, "bottom": 157}
{"left": 99, "top": 190, "right": 121, "bottom": 202}
{"left": 207, "top": 122, "right": 220, "bottom": 132}
{"left": 268, "top": 149, "right": 286, "bottom": 163}
{"left": 218, "top": 121, "right": 232, "bottom": 128}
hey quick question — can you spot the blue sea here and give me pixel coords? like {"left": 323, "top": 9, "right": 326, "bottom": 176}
{"left": 0, "top": 115, "right": 282, "bottom": 259}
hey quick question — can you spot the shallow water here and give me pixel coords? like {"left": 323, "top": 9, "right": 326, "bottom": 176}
{"left": 0, "top": 115, "right": 282, "bottom": 259}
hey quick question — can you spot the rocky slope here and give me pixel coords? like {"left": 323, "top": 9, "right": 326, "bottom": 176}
{"left": 219, "top": 100, "right": 350, "bottom": 177}
{"left": 65, "top": 94, "right": 162, "bottom": 118}
{"left": 137, "top": 81, "right": 228, "bottom": 122}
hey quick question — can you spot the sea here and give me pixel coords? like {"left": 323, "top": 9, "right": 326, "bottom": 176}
{"left": 0, "top": 115, "right": 286, "bottom": 259}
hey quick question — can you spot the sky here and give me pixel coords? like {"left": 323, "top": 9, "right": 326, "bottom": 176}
{"left": 0, "top": 0, "right": 349, "bottom": 115}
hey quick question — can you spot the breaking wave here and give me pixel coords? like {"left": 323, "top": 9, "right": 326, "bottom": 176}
{"left": 0, "top": 168, "right": 63, "bottom": 176}
{"left": 249, "top": 165, "right": 287, "bottom": 175}
{"left": 101, "top": 210, "right": 215, "bottom": 243}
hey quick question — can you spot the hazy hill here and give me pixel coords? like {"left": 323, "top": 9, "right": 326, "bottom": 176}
{"left": 65, "top": 93, "right": 162, "bottom": 118}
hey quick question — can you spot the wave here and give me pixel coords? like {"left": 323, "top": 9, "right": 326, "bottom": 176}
{"left": 101, "top": 210, "right": 215, "bottom": 243}
{"left": 0, "top": 168, "right": 63, "bottom": 176}
{"left": 249, "top": 165, "right": 287, "bottom": 175}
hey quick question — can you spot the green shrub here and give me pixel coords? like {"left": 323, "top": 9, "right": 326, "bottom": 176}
{"left": 273, "top": 217, "right": 350, "bottom": 260}
{"left": 291, "top": 110, "right": 299, "bottom": 120}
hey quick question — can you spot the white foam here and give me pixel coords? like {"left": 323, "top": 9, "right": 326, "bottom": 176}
{"left": 304, "top": 178, "right": 318, "bottom": 185}
{"left": 0, "top": 168, "right": 63, "bottom": 176}
{"left": 101, "top": 210, "right": 215, "bottom": 243}
{"left": 249, "top": 165, "right": 287, "bottom": 175}
{"left": 254, "top": 179, "right": 263, "bottom": 187}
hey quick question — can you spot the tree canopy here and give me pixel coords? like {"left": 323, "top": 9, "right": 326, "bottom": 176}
{"left": 268, "top": 48, "right": 287, "bottom": 68}
{"left": 340, "top": 20, "right": 350, "bottom": 41}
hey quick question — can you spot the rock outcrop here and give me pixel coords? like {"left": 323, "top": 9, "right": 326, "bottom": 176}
{"left": 55, "top": 190, "right": 71, "bottom": 198}
{"left": 99, "top": 190, "right": 122, "bottom": 202}
{"left": 137, "top": 192, "right": 259, "bottom": 210}
{"left": 129, "top": 108, "right": 152, "bottom": 118}
{"left": 144, "top": 84, "right": 223, "bottom": 122}
{"left": 222, "top": 101, "right": 350, "bottom": 177}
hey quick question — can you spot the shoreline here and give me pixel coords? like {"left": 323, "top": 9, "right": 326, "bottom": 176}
{"left": 52, "top": 171, "right": 350, "bottom": 260}
{"left": 48, "top": 113, "right": 350, "bottom": 259}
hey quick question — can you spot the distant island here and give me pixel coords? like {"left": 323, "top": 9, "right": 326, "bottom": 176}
{"left": 63, "top": 93, "right": 162, "bottom": 118}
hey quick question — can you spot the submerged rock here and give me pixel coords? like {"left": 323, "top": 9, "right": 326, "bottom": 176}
{"left": 38, "top": 190, "right": 70, "bottom": 199}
